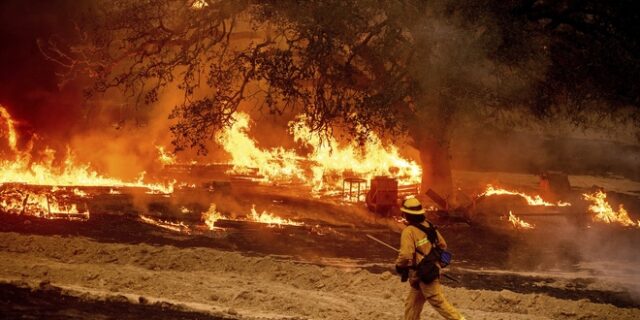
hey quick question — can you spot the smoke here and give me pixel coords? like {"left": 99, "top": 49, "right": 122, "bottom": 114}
{"left": 451, "top": 124, "right": 640, "bottom": 181}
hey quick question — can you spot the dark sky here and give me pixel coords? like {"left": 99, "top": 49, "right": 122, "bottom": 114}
{"left": 0, "top": 0, "right": 85, "bottom": 144}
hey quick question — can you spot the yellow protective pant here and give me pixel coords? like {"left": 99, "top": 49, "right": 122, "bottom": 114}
{"left": 404, "top": 280, "right": 464, "bottom": 320}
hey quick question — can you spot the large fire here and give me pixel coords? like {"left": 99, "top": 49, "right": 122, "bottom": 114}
{"left": 0, "top": 148, "right": 174, "bottom": 194}
{"left": 216, "top": 113, "right": 306, "bottom": 183}
{"left": 482, "top": 185, "right": 571, "bottom": 207}
{"left": 215, "top": 112, "right": 422, "bottom": 194}
{"left": 0, "top": 105, "right": 173, "bottom": 193}
{"left": 583, "top": 191, "right": 639, "bottom": 228}
{"left": 0, "top": 105, "right": 175, "bottom": 220}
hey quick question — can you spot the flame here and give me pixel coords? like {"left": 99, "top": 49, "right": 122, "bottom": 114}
{"left": 202, "top": 203, "right": 302, "bottom": 229}
{"left": 202, "top": 203, "right": 224, "bottom": 229}
{"left": 191, "top": 0, "right": 208, "bottom": 9}
{"left": 248, "top": 205, "right": 303, "bottom": 226}
{"left": 141, "top": 203, "right": 303, "bottom": 234}
{"left": 482, "top": 185, "right": 571, "bottom": 207}
{"left": 0, "top": 187, "right": 89, "bottom": 220}
{"left": 72, "top": 188, "right": 88, "bottom": 198}
{"left": 583, "top": 191, "right": 639, "bottom": 228}
{"left": 0, "top": 105, "right": 174, "bottom": 195}
{"left": 0, "top": 149, "right": 175, "bottom": 193}
{"left": 0, "top": 106, "right": 18, "bottom": 152}
{"left": 217, "top": 112, "right": 421, "bottom": 194}
{"left": 508, "top": 211, "right": 534, "bottom": 229}
{"left": 290, "top": 115, "right": 422, "bottom": 192}
{"left": 216, "top": 113, "right": 305, "bottom": 182}
{"left": 140, "top": 215, "right": 191, "bottom": 234}
{"left": 156, "top": 145, "right": 176, "bottom": 165}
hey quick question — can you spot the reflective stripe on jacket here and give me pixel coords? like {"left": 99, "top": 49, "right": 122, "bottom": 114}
{"left": 395, "top": 222, "right": 447, "bottom": 268}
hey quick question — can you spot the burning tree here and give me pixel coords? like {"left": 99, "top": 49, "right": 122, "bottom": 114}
{"left": 41, "top": 0, "right": 640, "bottom": 199}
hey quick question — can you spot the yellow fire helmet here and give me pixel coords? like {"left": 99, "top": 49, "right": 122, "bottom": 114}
{"left": 400, "top": 197, "right": 426, "bottom": 215}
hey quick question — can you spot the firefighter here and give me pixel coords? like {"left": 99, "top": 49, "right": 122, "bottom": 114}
{"left": 395, "top": 197, "right": 465, "bottom": 320}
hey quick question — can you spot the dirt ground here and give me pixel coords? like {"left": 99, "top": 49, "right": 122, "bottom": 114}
{"left": 0, "top": 225, "right": 638, "bottom": 319}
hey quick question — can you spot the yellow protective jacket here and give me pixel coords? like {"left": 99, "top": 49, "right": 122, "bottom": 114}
{"left": 395, "top": 221, "right": 447, "bottom": 273}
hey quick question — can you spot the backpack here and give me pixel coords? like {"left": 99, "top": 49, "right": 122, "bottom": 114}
{"left": 411, "top": 222, "right": 452, "bottom": 283}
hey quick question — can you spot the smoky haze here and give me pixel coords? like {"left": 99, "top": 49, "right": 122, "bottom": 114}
{"left": 0, "top": 0, "right": 638, "bottom": 184}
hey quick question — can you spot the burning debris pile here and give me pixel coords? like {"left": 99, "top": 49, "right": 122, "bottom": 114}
{"left": 0, "top": 184, "right": 89, "bottom": 220}
{"left": 1, "top": 102, "right": 639, "bottom": 234}
{"left": 161, "top": 112, "right": 422, "bottom": 197}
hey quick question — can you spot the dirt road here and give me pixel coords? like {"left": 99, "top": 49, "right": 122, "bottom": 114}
{"left": 0, "top": 230, "right": 638, "bottom": 319}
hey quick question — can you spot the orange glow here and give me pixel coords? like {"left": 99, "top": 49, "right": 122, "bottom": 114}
{"left": 0, "top": 106, "right": 18, "bottom": 152}
{"left": 0, "top": 106, "right": 174, "bottom": 195}
{"left": 583, "top": 191, "right": 639, "bottom": 228}
{"left": 217, "top": 112, "right": 421, "bottom": 194}
{"left": 482, "top": 185, "right": 571, "bottom": 207}
{"left": 508, "top": 211, "right": 534, "bottom": 229}
{"left": 156, "top": 145, "right": 176, "bottom": 165}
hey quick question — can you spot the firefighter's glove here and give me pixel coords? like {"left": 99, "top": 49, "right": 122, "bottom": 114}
{"left": 395, "top": 265, "right": 409, "bottom": 282}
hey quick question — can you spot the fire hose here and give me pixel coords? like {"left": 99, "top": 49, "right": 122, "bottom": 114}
{"left": 366, "top": 234, "right": 460, "bottom": 283}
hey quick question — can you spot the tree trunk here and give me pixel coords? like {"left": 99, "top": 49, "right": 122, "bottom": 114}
{"left": 418, "top": 137, "right": 454, "bottom": 205}
{"left": 407, "top": 94, "right": 456, "bottom": 206}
